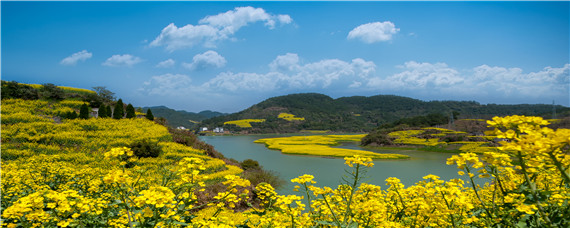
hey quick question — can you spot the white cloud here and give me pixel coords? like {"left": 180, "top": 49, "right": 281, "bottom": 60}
{"left": 349, "top": 81, "right": 362, "bottom": 88}
{"left": 150, "top": 6, "right": 293, "bottom": 51}
{"left": 102, "top": 54, "right": 142, "bottom": 67}
{"left": 156, "top": 59, "right": 175, "bottom": 68}
{"left": 60, "top": 50, "right": 92, "bottom": 65}
{"left": 203, "top": 53, "right": 376, "bottom": 91}
{"left": 269, "top": 53, "right": 300, "bottom": 72}
{"left": 183, "top": 50, "right": 227, "bottom": 70}
{"left": 348, "top": 21, "right": 400, "bottom": 43}
{"left": 141, "top": 73, "right": 193, "bottom": 96}
{"left": 471, "top": 64, "right": 569, "bottom": 96}
{"left": 365, "top": 61, "right": 569, "bottom": 104}
{"left": 367, "top": 61, "right": 462, "bottom": 89}
{"left": 277, "top": 14, "right": 293, "bottom": 24}
{"left": 204, "top": 72, "right": 284, "bottom": 92}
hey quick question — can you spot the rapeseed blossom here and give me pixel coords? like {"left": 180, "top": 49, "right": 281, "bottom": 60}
{"left": 2, "top": 98, "right": 569, "bottom": 227}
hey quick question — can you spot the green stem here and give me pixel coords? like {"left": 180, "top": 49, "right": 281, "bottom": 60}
{"left": 516, "top": 151, "right": 552, "bottom": 227}
{"left": 303, "top": 183, "right": 312, "bottom": 214}
{"left": 342, "top": 164, "right": 360, "bottom": 225}
{"left": 440, "top": 191, "right": 457, "bottom": 228}
{"left": 465, "top": 166, "right": 493, "bottom": 227}
{"left": 547, "top": 148, "right": 570, "bottom": 185}
{"left": 322, "top": 195, "right": 342, "bottom": 227}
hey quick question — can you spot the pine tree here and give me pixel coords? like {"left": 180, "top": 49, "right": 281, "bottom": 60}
{"left": 98, "top": 104, "right": 107, "bottom": 118}
{"left": 146, "top": 108, "right": 154, "bottom": 121}
{"left": 126, "top": 104, "right": 136, "bottom": 118}
{"left": 106, "top": 105, "right": 112, "bottom": 118}
{"left": 79, "top": 103, "right": 90, "bottom": 119}
{"left": 113, "top": 99, "right": 124, "bottom": 119}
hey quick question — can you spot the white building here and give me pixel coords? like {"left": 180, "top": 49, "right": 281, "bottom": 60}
{"left": 213, "top": 127, "right": 224, "bottom": 133}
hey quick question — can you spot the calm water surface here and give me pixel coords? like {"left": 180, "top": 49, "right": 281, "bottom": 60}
{"left": 199, "top": 135, "right": 467, "bottom": 195}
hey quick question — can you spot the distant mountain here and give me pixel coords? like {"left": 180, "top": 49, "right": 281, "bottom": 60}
{"left": 201, "top": 93, "right": 569, "bottom": 133}
{"left": 143, "top": 106, "right": 226, "bottom": 129}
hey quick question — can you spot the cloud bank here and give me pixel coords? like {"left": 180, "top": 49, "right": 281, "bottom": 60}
{"left": 140, "top": 52, "right": 569, "bottom": 109}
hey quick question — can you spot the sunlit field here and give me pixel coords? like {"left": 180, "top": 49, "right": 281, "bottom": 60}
{"left": 2, "top": 98, "right": 569, "bottom": 227}
{"left": 255, "top": 135, "right": 409, "bottom": 159}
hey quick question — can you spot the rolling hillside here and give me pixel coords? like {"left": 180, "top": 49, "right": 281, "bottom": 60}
{"left": 143, "top": 106, "right": 226, "bottom": 129}
{"left": 201, "top": 93, "right": 569, "bottom": 133}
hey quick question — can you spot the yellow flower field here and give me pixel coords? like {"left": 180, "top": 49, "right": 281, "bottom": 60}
{"left": 1, "top": 97, "right": 568, "bottom": 227}
{"left": 278, "top": 113, "right": 305, "bottom": 121}
{"left": 255, "top": 135, "right": 409, "bottom": 159}
{"left": 24, "top": 83, "right": 96, "bottom": 94}
{"left": 224, "top": 119, "right": 265, "bottom": 128}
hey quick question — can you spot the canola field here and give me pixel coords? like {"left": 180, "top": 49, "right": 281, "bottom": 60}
{"left": 1, "top": 99, "right": 244, "bottom": 227}
{"left": 255, "top": 134, "right": 409, "bottom": 159}
{"left": 277, "top": 113, "right": 305, "bottom": 121}
{"left": 223, "top": 119, "right": 266, "bottom": 128}
{"left": 1, "top": 98, "right": 569, "bottom": 227}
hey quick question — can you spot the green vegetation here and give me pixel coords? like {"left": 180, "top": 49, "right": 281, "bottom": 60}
{"left": 126, "top": 103, "right": 136, "bottom": 119}
{"left": 143, "top": 106, "right": 226, "bottom": 129}
{"left": 113, "top": 99, "right": 124, "bottom": 119}
{"left": 2, "top": 81, "right": 569, "bottom": 227}
{"left": 146, "top": 108, "right": 155, "bottom": 121}
{"left": 129, "top": 139, "right": 162, "bottom": 158}
{"left": 79, "top": 103, "right": 90, "bottom": 119}
{"left": 202, "top": 93, "right": 568, "bottom": 133}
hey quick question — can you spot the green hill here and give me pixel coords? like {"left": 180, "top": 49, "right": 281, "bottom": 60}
{"left": 143, "top": 106, "right": 226, "bottom": 129}
{"left": 201, "top": 93, "right": 569, "bottom": 133}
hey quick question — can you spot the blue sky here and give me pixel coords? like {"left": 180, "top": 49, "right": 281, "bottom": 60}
{"left": 2, "top": 1, "right": 569, "bottom": 112}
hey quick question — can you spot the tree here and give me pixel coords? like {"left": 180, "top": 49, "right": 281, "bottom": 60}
{"left": 113, "top": 99, "right": 124, "bottom": 119}
{"left": 83, "top": 92, "right": 103, "bottom": 108}
{"left": 92, "top": 86, "right": 116, "bottom": 103}
{"left": 39, "top": 83, "right": 65, "bottom": 101}
{"left": 79, "top": 103, "right": 90, "bottom": 119}
{"left": 146, "top": 108, "right": 154, "bottom": 121}
{"left": 98, "top": 104, "right": 108, "bottom": 118}
{"left": 126, "top": 104, "right": 136, "bottom": 119}
{"left": 106, "top": 105, "right": 112, "bottom": 118}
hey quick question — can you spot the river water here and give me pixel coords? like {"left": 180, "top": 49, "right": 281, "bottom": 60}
{"left": 199, "top": 135, "right": 468, "bottom": 195}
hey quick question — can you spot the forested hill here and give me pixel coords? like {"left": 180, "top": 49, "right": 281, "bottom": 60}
{"left": 143, "top": 106, "right": 226, "bottom": 129}
{"left": 201, "top": 93, "right": 569, "bottom": 133}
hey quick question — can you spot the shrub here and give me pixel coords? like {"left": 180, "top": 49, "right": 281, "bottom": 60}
{"left": 38, "top": 83, "right": 65, "bottom": 101}
{"left": 240, "top": 159, "right": 261, "bottom": 171}
{"left": 243, "top": 169, "right": 285, "bottom": 190}
{"left": 129, "top": 140, "right": 162, "bottom": 158}
{"left": 1, "top": 80, "right": 39, "bottom": 100}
